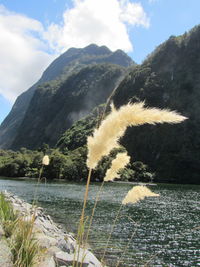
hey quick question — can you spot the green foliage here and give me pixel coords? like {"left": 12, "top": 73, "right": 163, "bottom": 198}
{"left": 0, "top": 193, "right": 40, "bottom": 267}
{"left": 11, "top": 220, "right": 39, "bottom": 267}
{"left": 11, "top": 62, "right": 128, "bottom": 150}
{"left": 0, "top": 149, "right": 43, "bottom": 178}
{"left": 0, "top": 193, "right": 17, "bottom": 237}
{"left": 57, "top": 105, "right": 104, "bottom": 151}
{"left": 112, "top": 25, "right": 200, "bottom": 184}
{"left": 45, "top": 149, "right": 70, "bottom": 180}
{"left": 0, "top": 146, "right": 154, "bottom": 182}
{"left": 0, "top": 193, "right": 16, "bottom": 221}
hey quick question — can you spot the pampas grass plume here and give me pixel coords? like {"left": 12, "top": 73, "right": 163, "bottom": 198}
{"left": 122, "top": 185, "right": 159, "bottom": 205}
{"left": 87, "top": 102, "right": 187, "bottom": 169}
{"left": 104, "top": 152, "right": 130, "bottom": 182}
{"left": 42, "top": 155, "right": 50, "bottom": 166}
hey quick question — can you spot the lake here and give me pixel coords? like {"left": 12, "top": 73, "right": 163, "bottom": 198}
{"left": 0, "top": 177, "right": 199, "bottom": 266}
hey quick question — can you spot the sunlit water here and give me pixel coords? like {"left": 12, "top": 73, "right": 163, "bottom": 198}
{"left": 0, "top": 177, "right": 199, "bottom": 266}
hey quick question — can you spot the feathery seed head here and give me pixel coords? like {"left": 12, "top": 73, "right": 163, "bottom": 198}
{"left": 104, "top": 152, "right": 130, "bottom": 182}
{"left": 42, "top": 155, "right": 50, "bottom": 166}
{"left": 87, "top": 102, "right": 187, "bottom": 169}
{"left": 122, "top": 185, "right": 159, "bottom": 205}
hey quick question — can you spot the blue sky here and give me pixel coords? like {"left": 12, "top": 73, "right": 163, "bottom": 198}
{"left": 0, "top": 0, "right": 200, "bottom": 123}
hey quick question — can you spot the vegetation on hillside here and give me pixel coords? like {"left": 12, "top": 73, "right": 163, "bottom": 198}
{"left": 0, "top": 146, "right": 155, "bottom": 183}
{"left": 112, "top": 25, "right": 200, "bottom": 184}
{"left": 1, "top": 26, "right": 200, "bottom": 183}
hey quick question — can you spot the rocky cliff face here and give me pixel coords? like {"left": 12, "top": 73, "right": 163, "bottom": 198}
{"left": 112, "top": 25, "right": 200, "bottom": 183}
{"left": 0, "top": 44, "right": 134, "bottom": 149}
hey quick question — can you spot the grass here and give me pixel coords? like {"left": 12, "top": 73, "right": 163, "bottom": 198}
{"left": 1, "top": 101, "right": 186, "bottom": 266}
{"left": 0, "top": 192, "right": 17, "bottom": 237}
{"left": 73, "top": 101, "right": 186, "bottom": 266}
{"left": 0, "top": 192, "right": 40, "bottom": 267}
{"left": 11, "top": 219, "right": 39, "bottom": 267}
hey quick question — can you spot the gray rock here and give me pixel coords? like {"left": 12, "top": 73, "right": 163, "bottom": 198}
{"left": 38, "top": 255, "right": 56, "bottom": 267}
{"left": 0, "top": 239, "right": 14, "bottom": 267}
{"left": 55, "top": 249, "right": 102, "bottom": 267}
{"left": 36, "top": 233, "right": 58, "bottom": 249}
{"left": 57, "top": 238, "right": 71, "bottom": 253}
{"left": 2, "top": 192, "right": 102, "bottom": 267}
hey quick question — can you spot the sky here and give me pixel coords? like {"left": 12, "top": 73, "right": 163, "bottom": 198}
{"left": 0, "top": 0, "right": 200, "bottom": 123}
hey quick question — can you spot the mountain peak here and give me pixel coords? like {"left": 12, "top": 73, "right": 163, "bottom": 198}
{"left": 82, "top": 44, "right": 111, "bottom": 55}
{"left": 0, "top": 43, "right": 134, "bottom": 149}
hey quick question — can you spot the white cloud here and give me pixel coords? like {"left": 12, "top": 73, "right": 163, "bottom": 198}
{"left": 0, "top": 1, "right": 150, "bottom": 103}
{"left": 44, "top": 0, "right": 150, "bottom": 53}
{"left": 0, "top": 5, "right": 55, "bottom": 102}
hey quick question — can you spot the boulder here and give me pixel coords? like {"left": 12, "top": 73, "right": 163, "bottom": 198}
{"left": 55, "top": 249, "right": 102, "bottom": 267}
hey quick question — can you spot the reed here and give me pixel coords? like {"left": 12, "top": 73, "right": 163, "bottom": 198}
{"left": 122, "top": 185, "right": 160, "bottom": 205}
{"left": 85, "top": 152, "right": 130, "bottom": 248}
{"left": 101, "top": 185, "right": 159, "bottom": 264}
{"left": 104, "top": 152, "right": 130, "bottom": 182}
{"left": 76, "top": 101, "right": 187, "bottom": 266}
{"left": 87, "top": 102, "right": 187, "bottom": 169}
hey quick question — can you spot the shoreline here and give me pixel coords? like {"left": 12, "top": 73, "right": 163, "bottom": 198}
{"left": 1, "top": 176, "right": 199, "bottom": 186}
{"left": 0, "top": 191, "right": 103, "bottom": 267}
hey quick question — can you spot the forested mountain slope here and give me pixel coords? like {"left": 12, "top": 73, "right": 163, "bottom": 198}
{"left": 0, "top": 44, "right": 134, "bottom": 149}
{"left": 112, "top": 25, "right": 200, "bottom": 183}
{"left": 58, "top": 25, "right": 200, "bottom": 184}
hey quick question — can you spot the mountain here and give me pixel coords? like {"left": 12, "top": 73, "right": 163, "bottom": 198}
{"left": 2, "top": 24, "right": 200, "bottom": 184}
{"left": 112, "top": 25, "right": 200, "bottom": 183}
{"left": 57, "top": 25, "right": 200, "bottom": 184}
{"left": 0, "top": 44, "right": 134, "bottom": 149}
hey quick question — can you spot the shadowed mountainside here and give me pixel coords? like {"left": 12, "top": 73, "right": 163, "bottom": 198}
{"left": 1, "top": 24, "right": 200, "bottom": 184}
{"left": 0, "top": 44, "right": 134, "bottom": 149}
{"left": 57, "top": 25, "right": 200, "bottom": 184}
{"left": 112, "top": 25, "right": 200, "bottom": 183}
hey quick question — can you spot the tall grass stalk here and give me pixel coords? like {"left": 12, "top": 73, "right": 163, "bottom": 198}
{"left": 80, "top": 168, "right": 92, "bottom": 224}
{"left": 73, "top": 168, "right": 92, "bottom": 267}
{"left": 101, "top": 185, "right": 159, "bottom": 264}
{"left": 85, "top": 152, "right": 129, "bottom": 247}
{"left": 11, "top": 219, "right": 39, "bottom": 267}
{"left": 115, "top": 222, "right": 140, "bottom": 267}
{"left": 0, "top": 192, "right": 17, "bottom": 237}
{"left": 101, "top": 203, "right": 123, "bottom": 264}
{"left": 85, "top": 180, "right": 105, "bottom": 244}
{"left": 75, "top": 101, "right": 186, "bottom": 266}
{"left": 0, "top": 193, "right": 40, "bottom": 267}
{"left": 0, "top": 192, "right": 17, "bottom": 222}
{"left": 33, "top": 154, "right": 49, "bottom": 206}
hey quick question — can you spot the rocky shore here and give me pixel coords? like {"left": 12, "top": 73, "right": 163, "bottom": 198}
{"left": 0, "top": 191, "right": 102, "bottom": 267}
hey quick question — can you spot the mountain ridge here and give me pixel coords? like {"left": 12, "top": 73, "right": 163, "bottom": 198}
{"left": 112, "top": 24, "right": 200, "bottom": 183}
{"left": 1, "top": 25, "right": 200, "bottom": 183}
{"left": 56, "top": 24, "right": 200, "bottom": 184}
{"left": 0, "top": 44, "right": 134, "bottom": 149}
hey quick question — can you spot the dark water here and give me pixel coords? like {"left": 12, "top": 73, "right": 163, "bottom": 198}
{"left": 0, "top": 177, "right": 199, "bottom": 267}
